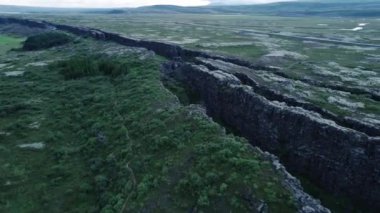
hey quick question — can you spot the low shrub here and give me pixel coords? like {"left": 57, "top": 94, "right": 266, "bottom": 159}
{"left": 53, "top": 55, "right": 128, "bottom": 80}
{"left": 23, "top": 32, "right": 72, "bottom": 50}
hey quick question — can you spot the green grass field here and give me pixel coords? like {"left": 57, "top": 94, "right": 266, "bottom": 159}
{"left": 0, "top": 35, "right": 24, "bottom": 55}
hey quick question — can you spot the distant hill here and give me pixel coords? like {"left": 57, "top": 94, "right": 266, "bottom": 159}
{"left": 130, "top": 5, "right": 216, "bottom": 14}
{"left": 305, "top": 0, "right": 378, "bottom": 2}
{"left": 0, "top": 5, "right": 110, "bottom": 13}
{"left": 130, "top": 2, "right": 380, "bottom": 17}
{"left": 1, "top": 1, "right": 380, "bottom": 17}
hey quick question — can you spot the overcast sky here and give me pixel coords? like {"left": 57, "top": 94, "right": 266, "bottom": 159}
{"left": 0, "top": 0, "right": 296, "bottom": 8}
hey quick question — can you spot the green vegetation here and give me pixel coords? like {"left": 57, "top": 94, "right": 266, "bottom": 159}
{"left": 23, "top": 32, "right": 72, "bottom": 51}
{"left": 0, "top": 38, "right": 296, "bottom": 212}
{"left": 0, "top": 35, "right": 24, "bottom": 55}
{"left": 53, "top": 55, "right": 128, "bottom": 79}
{"left": 206, "top": 45, "right": 266, "bottom": 61}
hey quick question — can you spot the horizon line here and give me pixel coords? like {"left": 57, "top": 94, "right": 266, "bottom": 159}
{"left": 0, "top": 2, "right": 299, "bottom": 9}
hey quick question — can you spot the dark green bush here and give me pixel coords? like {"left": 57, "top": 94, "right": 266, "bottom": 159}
{"left": 98, "top": 57, "right": 128, "bottom": 77}
{"left": 54, "top": 55, "right": 128, "bottom": 80}
{"left": 23, "top": 32, "right": 72, "bottom": 50}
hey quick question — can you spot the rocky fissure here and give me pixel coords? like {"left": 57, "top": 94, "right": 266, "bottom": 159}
{"left": 166, "top": 63, "right": 380, "bottom": 209}
{"left": 1, "top": 17, "right": 379, "bottom": 211}
{"left": 193, "top": 57, "right": 380, "bottom": 137}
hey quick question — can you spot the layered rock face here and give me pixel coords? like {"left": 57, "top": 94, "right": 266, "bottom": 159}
{"left": 169, "top": 64, "right": 380, "bottom": 210}
{"left": 1, "top": 17, "right": 379, "bottom": 210}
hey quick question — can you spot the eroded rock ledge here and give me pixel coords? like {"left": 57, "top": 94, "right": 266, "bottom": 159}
{"left": 1, "top": 17, "right": 379, "bottom": 210}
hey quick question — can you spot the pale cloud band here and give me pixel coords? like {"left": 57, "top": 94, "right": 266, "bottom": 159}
{"left": 0, "top": 0, "right": 295, "bottom": 8}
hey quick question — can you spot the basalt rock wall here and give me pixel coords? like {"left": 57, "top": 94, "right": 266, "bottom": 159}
{"left": 52, "top": 22, "right": 186, "bottom": 59}
{"left": 171, "top": 64, "right": 380, "bottom": 210}
{"left": 0, "top": 17, "right": 48, "bottom": 28}
{"left": 196, "top": 59, "right": 380, "bottom": 137}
